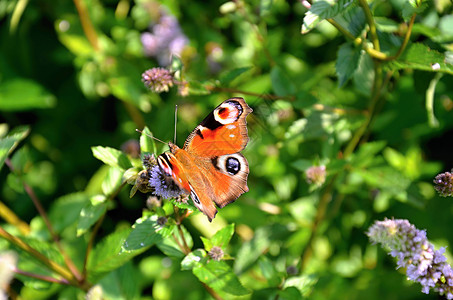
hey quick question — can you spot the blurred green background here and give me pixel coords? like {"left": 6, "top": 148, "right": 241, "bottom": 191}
{"left": 1, "top": 0, "right": 453, "bottom": 299}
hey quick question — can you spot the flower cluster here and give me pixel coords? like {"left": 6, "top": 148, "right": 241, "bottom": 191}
{"left": 141, "top": 9, "right": 189, "bottom": 66}
{"left": 142, "top": 68, "right": 174, "bottom": 93}
{"left": 305, "top": 165, "right": 326, "bottom": 186}
{"left": 149, "top": 165, "right": 185, "bottom": 199}
{"left": 367, "top": 218, "right": 453, "bottom": 299}
{"left": 433, "top": 170, "right": 453, "bottom": 197}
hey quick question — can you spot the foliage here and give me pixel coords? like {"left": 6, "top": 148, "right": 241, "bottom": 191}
{"left": 1, "top": 0, "right": 453, "bottom": 299}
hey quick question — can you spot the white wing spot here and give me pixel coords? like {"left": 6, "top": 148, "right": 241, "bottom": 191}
{"left": 229, "top": 134, "right": 235, "bottom": 138}
{"left": 226, "top": 124, "right": 236, "bottom": 129}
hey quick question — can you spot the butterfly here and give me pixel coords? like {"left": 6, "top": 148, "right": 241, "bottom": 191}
{"left": 156, "top": 97, "right": 252, "bottom": 221}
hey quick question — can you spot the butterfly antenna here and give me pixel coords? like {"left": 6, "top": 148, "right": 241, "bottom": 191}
{"left": 136, "top": 129, "right": 167, "bottom": 145}
{"left": 174, "top": 104, "right": 178, "bottom": 144}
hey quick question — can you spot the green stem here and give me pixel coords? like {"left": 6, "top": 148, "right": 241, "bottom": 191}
{"left": 0, "top": 226, "right": 77, "bottom": 286}
{"left": 73, "top": 0, "right": 99, "bottom": 51}
{"left": 0, "top": 200, "right": 30, "bottom": 235}
{"left": 358, "top": 0, "right": 380, "bottom": 52}
{"left": 5, "top": 159, "right": 83, "bottom": 282}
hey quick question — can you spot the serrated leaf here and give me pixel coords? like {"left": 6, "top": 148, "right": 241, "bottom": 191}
{"left": 193, "top": 260, "right": 250, "bottom": 296}
{"left": 123, "top": 215, "right": 174, "bottom": 251}
{"left": 77, "top": 195, "right": 107, "bottom": 236}
{"left": 270, "top": 66, "right": 296, "bottom": 96}
{"left": 336, "top": 43, "right": 362, "bottom": 87}
{"left": 139, "top": 126, "right": 156, "bottom": 154}
{"left": 181, "top": 249, "right": 207, "bottom": 270}
{"left": 219, "top": 66, "right": 253, "bottom": 86}
{"left": 0, "top": 126, "right": 30, "bottom": 171}
{"left": 87, "top": 228, "right": 148, "bottom": 283}
{"left": 302, "top": 0, "right": 355, "bottom": 34}
{"left": 101, "top": 167, "right": 123, "bottom": 196}
{"left": 0, "top": 79, "right": 56, "bottom": 111}
{"left": 402, "top": 0, "right": 428, "bottom": 22}
{"left": 92, "top": 146, "right": 132, "bottom": 170}
{"left": 389, "top": 43, "right": 453, "bottom": 74}
{"left": 210, "top": 224, "right": 235, "bottom": 251}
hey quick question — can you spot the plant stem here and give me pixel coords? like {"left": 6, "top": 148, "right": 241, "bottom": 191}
{"left": 5, "top": 159, "right": 83, "bottom": 282}
{"left": 0, "top": 226, "right": 77, "bottom": 286}
{"left": 0, "top": 201, "right": 30, "bottom": 235}
{"left": 72, "top": 0, "right": 99, "bottom": 51}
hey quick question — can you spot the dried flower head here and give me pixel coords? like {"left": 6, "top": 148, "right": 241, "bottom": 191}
{"left": 142, "top": 68, "right": 174, "bottom": 93}
{"left": 367, "top": 218, "right": 453, "bottom": 299}
{"left": 208, "top": 246, "right": 224, "bottom": 261}
{"left": 433, "top": 170, "right": 453, "bottom": 197}
{"left": 121, "top": 139, "right": 140, "bottom": 158}
{"left": 305, "top": 165, "right": 326, "bottom": 186}
{"left": 157, "top": 216, "right": 168, "bottom": 227}
{"left": 149, "top": 165, "right": 185, "bottom": 199}
{"left": 142, "top": 153, "right": 157, "bottom": 169}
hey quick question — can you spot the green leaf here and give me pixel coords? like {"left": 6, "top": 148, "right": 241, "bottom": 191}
{"left": 87, "top": 228, "right": 148, "bottom": 283}
{"left": 260, "top": 0, "right": 273, "bottom": 16}
{"left": 282, "top": 274, "right": 318, "bottom": 297}
{"left": 353, "top": 52, "right": 374, "bottom": 96}
{"left": 139, "top": 126, "right": 157, "bottom": 154}
{"left": 219, "top": 66, "right": 253, "bottom": 86}
{"left": 193, "top": 260, "right": 250, "bottom": 296}
{"left": 402, "top": 0, "right": 428, "bottom": 22}
{"left": 336, "top": 43, "right": 362, "bottom": 87}
{"left": 270, "top": 66, "right": 296, "bottom": 96}
{"left": 0, "top": 126, "right": 30, "bottom": 171}
{"left": 234, "top": 227, "right": 271, "bottom": 274}
{"left": 156, "top": 224, "right": 193, "bottom": 258}
{"left": 48, "top": 192, "right": 90, "bottom": 234}
{"left": 123, "top": 215, "right": 174, "bottom": 251}
{"left": 389, "top": 43, "right": 453, "bottom": 74}
{"left": 98, "top": 262, "right": 140, "bottom": 300}
{"left": 92, "top": 146, "right": 132, "bottom": 170}
{"left": 77, "top": 195, "right": 107, "bottom": 237}
{"left": 181, "top": 249, "right": 207, "bottom": 270}
{"left": 210, "top": 224, "right": 235, "bottom": 251}
{"left": 0, "top": 79, "right": 56, "bottom": 111}
{"left": 302, "top": 0, "right": 355, "bottom": 34}
{"left": 101, "top": 167, "right": 123, "bottom": 196}
{"left": 258, "top": 256, "right": 282, "bottom": 287}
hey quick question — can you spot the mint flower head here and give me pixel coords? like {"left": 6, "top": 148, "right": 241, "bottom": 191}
{"left": 149, "top": 165, "right": 184, "bottom": 199}
{"left": 367, "top": 218, "right": 453, "bottom": 299}
{"left": 434, "top": 170, "right": 453, "bottom": 197}
{"left": 142, "top": 68, "right": 174, "bottom": 93}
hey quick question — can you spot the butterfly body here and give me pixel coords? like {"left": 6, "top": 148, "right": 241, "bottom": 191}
{"left": 157, "top": 97, "right": 252, "bottom": 221}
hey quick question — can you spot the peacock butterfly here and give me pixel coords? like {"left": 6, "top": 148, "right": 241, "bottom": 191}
{"left": 155, "top": 97, "right": 252, "bottom": 221}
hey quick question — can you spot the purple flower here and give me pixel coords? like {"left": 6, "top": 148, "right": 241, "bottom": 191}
{"left": 141, "top": 9, "right": 189, "bottom": 66}
{"left": 149, "top": 165, "right": 185, "bottom": 199}
{"left": 305, "top": 165, "right": 326, "bottom": 186}
{"left": 433, "top": 170, "right": 453, "bottom": 197}
{"left": 367, "top": 218, "right": 453, "bottom": 298}
{"left": 142, "top": 68, "right": 174, "bottom": 93}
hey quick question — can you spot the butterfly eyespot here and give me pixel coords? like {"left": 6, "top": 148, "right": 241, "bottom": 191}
{"left": 225, "top": 157, "right": 240, "bottom": 175}
{"left": 213, "top": 101, "right": 243, "bottom": 125}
